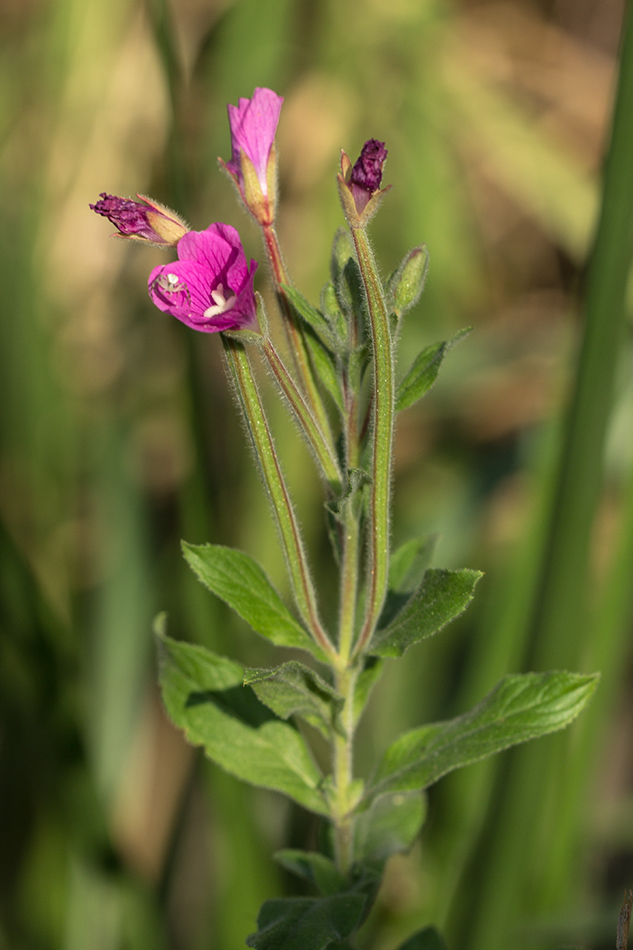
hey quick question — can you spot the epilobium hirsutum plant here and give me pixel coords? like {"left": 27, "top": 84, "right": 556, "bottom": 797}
{"left": 91, "top": 87, "right": 598, "bottom": 950}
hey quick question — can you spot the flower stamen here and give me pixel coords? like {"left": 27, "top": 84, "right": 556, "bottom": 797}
{"left": 203, "top": 283, "right": 237, "bottom": 318}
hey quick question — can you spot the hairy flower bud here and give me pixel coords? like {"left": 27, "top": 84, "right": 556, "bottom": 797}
{"left": 337, "top": 139, "right": 391, "bottom": 228}
{"left": 89, "top": 193, "right": 189, "bottom": 246}
{"left": 219, "top": 87, "right": 283, "bottom": 226}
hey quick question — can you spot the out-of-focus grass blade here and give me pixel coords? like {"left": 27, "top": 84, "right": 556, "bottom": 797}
{"left": 447, "top": 7, "right": 633, "bottom": 948}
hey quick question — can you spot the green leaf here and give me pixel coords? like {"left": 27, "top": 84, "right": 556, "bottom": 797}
{"left": 354, "top": 790, "right": 426, "bottom": 863}
{"left": 370, "top": 569, "right": 483, "bottom": 658}
{"left": 395, "top": 328, "right": 471, "bottom": 411}
{"left": 182, "top": 542, "right": 325, "bottom": 660}
{"left": 244, "top": 661, "right": 344, "bottom": 738}
{"left": 157, "top": 629, "right": 328, "bottom": 815}
{"left": 369, "top": 671, "right": 599, "bottom": 800}
{"left": 303, "top": 329, "right": 345, "bottom": 412}
{"left": 352, "top": 656, "right": 384, "bottom": 726}
{"left": 320, "top": 281, "right": 348, "bottom": 345}
{"left": 388, "top": 245, "right": 430, "bottom": 317}
{"left": 281, "top": 284, "right": 341, "bottom": 354}
{"left": 246, "top": 867, "right": 381, "bottom": 950}
{"left": 379, "top": 536, "right": 439, "bottom": 629}
{"left": 274, "top": 850, "right": 347, "bottom": 896}
{"left": 246, "top": 895, "right": 366, "bottom": 950}
{"left": 396, "top": 926, "right": 448, "bottom": 950}
{"left": 330, "top": 227, "right": 356, "bottom": 285}
{"left": 389, "top": 536, "right": 438, "bottom": 593}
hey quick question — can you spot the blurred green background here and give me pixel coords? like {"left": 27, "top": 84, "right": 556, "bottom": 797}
{"left": 1, "top": 0, "right": 632, "bottom": 947}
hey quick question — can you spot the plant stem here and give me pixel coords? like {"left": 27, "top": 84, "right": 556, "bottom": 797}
{"left": 222, "top": 335, "right": 335, "bottom": 661}
{"left": 332, "top": 665, "right": 359, "bottom": 876}
{"left": 351, "top": 226, "right": 395, "bottom": 658}
{"left": 262, "top": 224, "right": 335, "bottom": 448}
{"left": 261, "top": 336, "right": 342, "bottom": 492}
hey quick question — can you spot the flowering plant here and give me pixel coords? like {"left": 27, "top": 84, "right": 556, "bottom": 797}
{"left": 91, "top": 89, "right": 597, "bottom": 950}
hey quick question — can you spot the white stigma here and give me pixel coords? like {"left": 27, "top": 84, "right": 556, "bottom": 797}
{"left": 203, "top": 283, "right": 237, "bottom": 318}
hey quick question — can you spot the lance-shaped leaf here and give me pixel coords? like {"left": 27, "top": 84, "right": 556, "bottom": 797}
{"left": 389, "top": 536, "right": 438, "bottom": 593}
{"left": 352, "top": 656, "right": 384, "bottom": 726}
{"left": 281, "top": 283, "right": 344, "bottom": 355}
{"left": 246, "top": 866, "right": 381, "bottom": 950}
{"left": 379, "top": 535, "right": 438, "bottom": 629}
{"left": 182, "top": 542, "right": 326, "bottom": 661}
{"left": 157, "top": 628, "right": 328, "bottom": 815}
{"left": 396, "top": 328, "right": 471, "bottom": 411}
{"left": 244, "top": 661, "right": 345, "bottom": 738}
{"left": 354, "top": 790, "right": 426, "bottom": 863}
{"left": 388, "top": 245, "right": 430, "bottom": 317}
{"left": 368, "top": 671, "right": 599, "bottom": 801}
{"left": 303, "top": 329, "right": 345, "bottom": 412}
{"left": 274, "top": 850, "right": 347, "bottom": 896}
{"left": 370, "top": 568, "right": 483, "bottom": 658}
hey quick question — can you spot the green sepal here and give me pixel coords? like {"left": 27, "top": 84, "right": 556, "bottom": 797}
{"left": 370, "top": 568, "right": 483, "bottom": 658}
{"left": 246, "top": 865, "right": 382, "bottom": 950}
{"left": 354, "top": 790, "right": 426, "bottom": 863}
{"left": 388, "top": 245, "right": 430, "bottom": 317}
{"left": 368, "top": 671, "right": 600, "bottom": 801}
{"left": 182, "top": 542, "right": 326, "bottom": 661}
{"left": 156, "top": 623, "right": 328, "bottom": 815}
{"left": 274, "top": 850, "right": 347, "bottom": 896}
{"left": 396, "top": 927, "right": 448, "bottom": 950}
{"left": 244, "top": 661, "right": 345, "bottom": 738}
{"left": 396, "top": 328, "right": 471, "bottom": 412}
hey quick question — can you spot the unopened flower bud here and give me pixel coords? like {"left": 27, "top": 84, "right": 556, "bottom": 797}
{"left": 219, "top": 87, "right": 283, "bottom": 226}
{"left": 337, "top": 139, "right": 391, "bottom": 229}
{"left": 90, "top": 193, "right": 189, "bottom": 246}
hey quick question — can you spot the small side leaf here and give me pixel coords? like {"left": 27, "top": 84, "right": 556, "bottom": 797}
{"left": 182, "top": 542, "right": 325, "bottom": 660}
{"left": 396, "top": 328, "right": 471, "bottom": 411}
{"left": 244, "top": 661, "right": 344, "bottom": 738}
{"left": 388, "top": 245, "right": 430, "bottom": 317}
{"left": 354, "top": 790, "right": 426, "bottom": 863}
{"left": 379, "top": 536, "right": 438, "bottom": 629}
{"left": 352, "top": 656, "right": 384, "bottom": 726}
{"left": 303, "top": 329, "right": 345, "bottom": 412}
{"left": 371, "top": 569, "right": 483, "bottom": 658}
{"left": 389, "top": 536, "right": 438, "bottom": 593}
{"left": 157, "top": 629, "right": 328, "bottom": 815}
{"left": 281, "top": 284, "right": 341, "bottom": 353}
{"left": 246, "top": 867, "right": 381, "bottom": 950}
{"left": 369, "top": 671, "right": 599, "bottom": 800}
{"left": 274, "top": 850, "right": 347, "bottom": 896}
{"left": 320, "top": 281, "right": 348, "bottom": 345}
{"left": 397, "top": 927, "right": 448, "bottom": 950}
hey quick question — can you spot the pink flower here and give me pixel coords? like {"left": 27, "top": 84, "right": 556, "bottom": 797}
{"left": 90, "top": 193, "right": 188, "bottom": 246}
{"left": 148, "top": 223, "right": 258, "bottom": 333}
{"left": 220, "top": 87, "right": 284, "bottom": 225}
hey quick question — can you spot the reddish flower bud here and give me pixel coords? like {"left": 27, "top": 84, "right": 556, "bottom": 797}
{"left": 90, "top": 193, "right": 189, "bottom": 246}
{"left": 337, "top": 140, "right": 391, "bottom": 228}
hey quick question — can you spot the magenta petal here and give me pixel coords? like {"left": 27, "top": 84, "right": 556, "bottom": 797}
{"left": 148, "top": 223, "right": 258, "bottom": 333}
{"left": 226, "top": 87, "right": 283, "bottom": 190}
